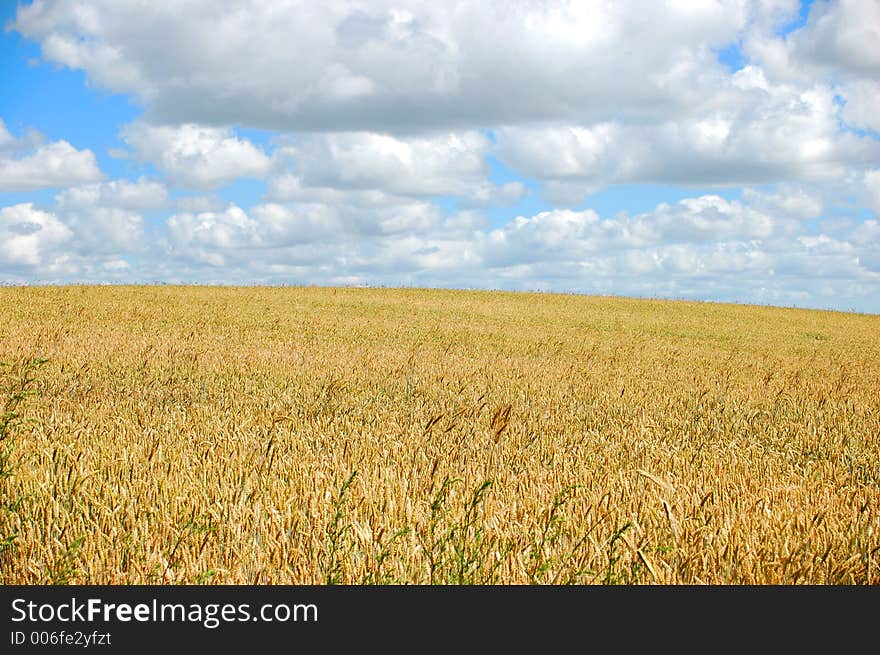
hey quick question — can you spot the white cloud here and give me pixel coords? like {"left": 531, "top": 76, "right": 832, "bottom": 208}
{"left": 482, "top": 195, "right": 793, "bottom": 267}
{"left": 0, "top": 177, "right": 155, "bottom": 267}
{"left": 852, "top": 218, "right": 880, "bottom": 272}
{"left": 273, "top": 131, "right": 490, "bottom": 197}
{"left": 496, "top": 78, "right": 880, "bottom": 204}
{"left": 148, "top": 191, "right": 877, "bottom": 311}
{"left": 155, "top": 191, "right": 875, "bottom": 296}
{"left": 11, "top": 2, "right": 880, "bottom": 202}
{"left": 783, "top": 0, "right": 880, "bottom": 78}
{"left": 460, "top": 182, "right": 526, "bottom": 208}
{"left": 7, "top": 188, "right": 877, "bottom": 312}
{"left": 12, "top": 1, "right": 766, "bottom": 132}
{"left": 266, "top": 131, "right": 523, "bottom": 209}
{"left": 0, "top": 137, "right": 103, "bottom": 192}
{"left": 166, "top": 206, "right": 260, "bottom": 265}
{"left": 743, "top": 0, "right": 880, "bottom": 84}
{"left": 173, "top": 195, "right": 229, "bottom": 213}
{"left": 267, "top": 175, "right": 407, "bottom": 208}
{"left": 121, "top": 123, "right": 272, "bottom": 189}
{"left": 744, "top": 0, "right": 880, "bottom": 137}
{"left": 741, "top": 185, "right": 823, "bottom": 220}
{"left": 0, "top": 203, "right": 72, "bottom": 269}
{"left": 166, "top": 196, "right": 442, "bottom": 263}
{"left": 840, "top": 80, "right": 880, "bottom": 134}
{"left": 56, "top": 177, "right": 167, "bottom": 210}
{"left": 64, "top": 207, "right": 144, "bottom": 255}
{"left": 864, "top": 170, "right": 880, "bottom": 215}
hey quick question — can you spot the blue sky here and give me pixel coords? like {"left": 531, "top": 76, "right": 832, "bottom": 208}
{"left": 1, "top": 0, "right": 878, "bottom": 312}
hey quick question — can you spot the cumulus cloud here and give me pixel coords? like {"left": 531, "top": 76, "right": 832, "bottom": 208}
{"left": 166, "top": 196, "right": 442, "bottom": 263}
{"left": 166, "top": 206, "right": 259, "bottom": 265}
{"left": 459, "top": 182, "right": 526, "bottom": 208}
{"left": 273, "top": 131, "right": 488, "bottom": 195}
{"left": 173, "top": 195, "right": 229, "bottom": 213}
{"left": 741, "top": 185, "right": 823, "bottom": 220}
{"left": 0, "top": 176, "right": 157, "bottom": 276}
{"left": 470, "top": 202, "right": 873, "bottom": 309}
{"left": 745, "top": 0, "right": 880, "bottom": 134}
{"left": 0, "top": 203, "right": 72, "bottom": 269}
{"left": 760, "top": 0, "right": 880, "bottom": 79}
{"left": 267, "top": 175, "right": 407, "bottom": 208}
{"left": 45, "top": 178, "right": 158, "bottom": 257}
{"left": 161, "top": 203, "right": 479, "bottom": 277}
{"left": 12, "top": 0, "right": 776, "bottom": 133}
{"left": 495, "top": 77, "right": 880, "bottom": 204}
{"left": 864, "top": 170, "right": 880, "bottom": 215}
{"left": 156, "top": 193, "right": 860, "bottom": 280}
{"left": 56, "top": 177, "right": 167, "bottom": 210}
{"left": 121, "top": 123, "right": 272, "bottom": 189}
{"left": 266, "top": 131, "right": 523, "bottom": 208}
{"left": 12, "top": 2, "right": 879, "bottom": 196}
{"left": 840, "top": 80, "right": 880, "bottom": 134}
{"left": 852, "top": 218, "right": 880, "bottom": 272}
{"left": 145, "top": 190, "right": 877, "bottom": 311}
{"left": 0, "top": 122, "right": 103, "bottom": 192}
{"left": 64, "top": 207, "right": 144, "bottom": 255}
{"left": 6, "top": 186, "right": 876, "bottom": 311}
{"left": 483, "top": 195, "right": 794, "bottom": 267}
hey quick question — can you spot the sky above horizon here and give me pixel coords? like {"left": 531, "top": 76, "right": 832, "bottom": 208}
{"left": 1, "top": 0, "right": 879, "bottom": 313}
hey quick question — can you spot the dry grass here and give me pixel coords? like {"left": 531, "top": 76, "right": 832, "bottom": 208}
{"left": 1, "top": 285, "right": 878, "bottom": 584}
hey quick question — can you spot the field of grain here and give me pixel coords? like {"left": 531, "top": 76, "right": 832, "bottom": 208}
{"left": 1, "top": 285, "right": 878, "bottom": 584}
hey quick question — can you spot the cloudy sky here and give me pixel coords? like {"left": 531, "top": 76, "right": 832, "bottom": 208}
{"left": 1, "top": 0, "right": 879, "bottom": 312}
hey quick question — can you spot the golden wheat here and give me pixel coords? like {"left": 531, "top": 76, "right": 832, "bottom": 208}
{"left": 1, "top": 285, "right": 878, "bottom": 584}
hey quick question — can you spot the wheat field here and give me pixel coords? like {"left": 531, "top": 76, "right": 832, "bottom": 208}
{"left": 1, "top": 285, "right": 878, "bottom": 584}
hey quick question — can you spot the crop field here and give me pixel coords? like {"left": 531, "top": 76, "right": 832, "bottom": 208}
{"left": 1, "top": 285, "right": 878, "bottom": 584}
